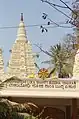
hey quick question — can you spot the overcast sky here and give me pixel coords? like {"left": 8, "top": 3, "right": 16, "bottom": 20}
{"left": 0, "top": 0, "right": 74, "bottom": 70}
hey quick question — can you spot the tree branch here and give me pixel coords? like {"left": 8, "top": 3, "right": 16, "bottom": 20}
{"left": 34, "top": 44, "right": 52, "bottom": 57}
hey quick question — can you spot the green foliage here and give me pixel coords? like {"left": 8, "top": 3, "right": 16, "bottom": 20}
{"left": 11, "top": 112, "right": 24, "bottom": 119}
{"left": 42, "top": 34, "right": 77, "bottom": 78}
{"left": 0, "top": 98, "right": 39, "bottom": 119}
{"left": 50, "top": 43, "right": 70, "bottom": 77}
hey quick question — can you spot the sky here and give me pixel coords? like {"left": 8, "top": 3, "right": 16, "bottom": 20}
{"left": 0, "top": 0, "right": 74, "bottom": 70}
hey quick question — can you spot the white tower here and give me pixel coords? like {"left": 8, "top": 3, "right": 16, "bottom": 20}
{"left": 7, "top": 13, "right": 36, "bottom": 78}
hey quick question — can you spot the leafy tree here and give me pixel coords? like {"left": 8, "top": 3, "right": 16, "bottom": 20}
{"left": 46, "top": 43, "right": 71, "bottom": 77}
{"left": 40, "top": 34, "right": 77, "bottom": 78}
{"left": 61, "top": 34, "right": 77, "bottom": 75}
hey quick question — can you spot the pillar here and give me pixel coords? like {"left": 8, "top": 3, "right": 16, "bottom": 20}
{"left": 72, "top": 99, "right": 77, "bottom": 119}
{"left": 66, "top": 105, "right": 71, "bottom": 119}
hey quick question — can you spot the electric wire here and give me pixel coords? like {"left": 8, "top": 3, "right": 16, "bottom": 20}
{"left": 0, "top": 21, "right": 73, "bottom": 30}
{"left": 0, "top": 0, "right": 76, "bottom": 30}
{"left": 0, "top": 24, "right": 49, "bottom": 29}
{"left": 46, "top": 25, "right": 74, "bottom": 28}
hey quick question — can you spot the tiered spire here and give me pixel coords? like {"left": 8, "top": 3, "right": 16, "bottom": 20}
{"left": 7, "top": 13, "right": 36, "bottom": 78}
{"left": 21, "top": 13, "right": 23, "bottom": 21}
{"left": 16, "top": 13, "right": 27, "bottom": 39}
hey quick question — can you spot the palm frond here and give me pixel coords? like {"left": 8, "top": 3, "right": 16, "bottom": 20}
{"left": 41, "top": 60, "right": 51, "bottom": 64}
{"left": 48, "top": 68, "right": 56, "bottom": 77}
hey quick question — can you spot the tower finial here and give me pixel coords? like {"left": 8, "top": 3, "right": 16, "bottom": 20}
{"left": 21, "top": 13, "right": 23, "bottom": 21}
